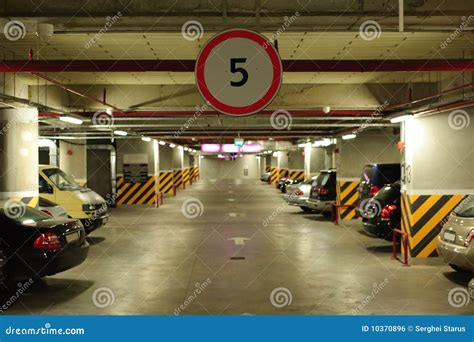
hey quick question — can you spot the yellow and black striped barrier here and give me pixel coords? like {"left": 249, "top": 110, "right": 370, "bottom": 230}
{"left": 289, "top": 170, "right": 304, "bottom": 180}
{"left": 279, "top": 168, "right": 289, "bottom": 179}
{"left": 173, "top": 169, "right": 183, "bottom": 190}
{"left": 265, "top": 166, "right": 271, "bottom": 172}
{"left": 270, "top": 167, "right": 279, "bottom": 184}
{"left": 336, "top": 180, "right": 360, "bottom": 220}
{"left": 401, "top": 193, "right": 466, "bottom": 258}
{"left": 10, "top": 196, "right": 39, "bottom": 208}
{"left": 116, "top": 176, "right": 156, "bottom": 205}
{"left": 183, "top": 168, "right": 190, "bottom": 185}
{"left": 159, "top": 171, "right": 174, "bottom": 195}
{"left": 192, "top": 166, "right": 200, "bottom": 179}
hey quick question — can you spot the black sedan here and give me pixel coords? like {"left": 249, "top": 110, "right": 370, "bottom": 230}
{"left": 361, "top": 181, "right": 401, "bottom": 240}
{"left": 0, "top": 204, "right": 89, "bottom": 284}
{"left": 277, "top": 178, "right": 304, "bottom": 193}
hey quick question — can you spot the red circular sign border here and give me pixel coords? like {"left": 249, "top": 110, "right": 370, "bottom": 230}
{"left": 195, "top": 29, "right": 282, "bottom": 116}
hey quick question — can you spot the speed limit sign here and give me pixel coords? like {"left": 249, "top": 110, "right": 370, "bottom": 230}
{"left": 195, "top": 29, "right": 282, "bottom": 116}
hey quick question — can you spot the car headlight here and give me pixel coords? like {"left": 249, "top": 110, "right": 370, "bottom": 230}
{"left": 83, "top": 204, "right": 96, "bottom": 211}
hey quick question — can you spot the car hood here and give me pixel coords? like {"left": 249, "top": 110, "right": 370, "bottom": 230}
{"left": 72, "top": 188, "right": 106, "bottom": 204}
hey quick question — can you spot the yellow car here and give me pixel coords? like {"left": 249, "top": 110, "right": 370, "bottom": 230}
{"left": 39, "top": 165, "right": 108, "bottom": 234}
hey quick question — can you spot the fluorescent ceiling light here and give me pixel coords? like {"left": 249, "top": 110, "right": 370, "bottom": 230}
{"left": 184, "top": 147, "right": 189, "bottom": 151}
{"left": 169, "top": 143, "right": 176, "bottom": 148}
{"left": 297, "top": 143, "right": 306, "bottom": 148}
{"left": 390, "top": 115, "right": 413, "bottom": 123}
{"left": 59, "top": 116, "right": 83, "bottom": 125}
{"left": 342, "top": 134, "right": 357, "bottom": 140}
{"left": 141, "top": 136, "right": 151, "bottom": 142}
{"left": 242, "top": 143, "right": 261, "bottom": 153}
{"left": 201, "top": 144, "right": 221, "bottom": 153}
{"left": 158, "top": 141, "right": 166, "bottom": 146}
{"left": 114, "top": 130, "right": 127, "bottom": 136}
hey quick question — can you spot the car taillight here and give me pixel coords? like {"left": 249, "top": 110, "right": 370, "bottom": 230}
{"left": 464, "top": 230, "right": 474, "bottom": 247}
{"left": 319, "top": 187, "right": 329, "bottom": 195}
{"left": 295, "top": 190, "right": 304, "bottom": 196}
{"left": 33, "top": 232, "right": 62, "bottom": 250}
{"left": 369, "top": 185, "right": 380, "bottom": 197}
{"left": 381, "top": 204, "right": 397, "bottom": 221}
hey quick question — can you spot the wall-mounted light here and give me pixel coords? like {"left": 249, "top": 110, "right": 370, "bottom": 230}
{"left": 322, "top": 106, "right": 331, "bottom": 114}
{"left": 297, "top": 143, "right": 306, "bottom": 148}
{"left": 169, "top": 143, "right": 176, "bottom": 148}
{"left": 59, "top": 116, "right": 83, "bottom": 125}
{"left": 141, "top": 136, "right": 151, "bottom": 142}
{"left": 158, "top": 141, "right": 166, "bottom": 145}
{"left": 342, "top": 134, "right": 357, "bottom": 140}
{"left": 390, "top": 114, "right": 413, "bottom": 123}
{"left": 113, "top": 130, "right": 127, "bottom": 136}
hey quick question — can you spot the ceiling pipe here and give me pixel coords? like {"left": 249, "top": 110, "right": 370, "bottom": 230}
{"left": 385, "top": 83, "right": 474, "bottom": 111}
{"left": 2, "top": 59, "right": 473, "bottom": 73}
{"left": 31, "top": 73, "right": 122, "bottom": 111}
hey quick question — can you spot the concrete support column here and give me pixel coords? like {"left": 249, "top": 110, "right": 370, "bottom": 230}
{"left": 401, "top": 108, "right": 474, "bottom": 258}
{"left": 277, "top": 151, "right": 289, "bottom": 179}
{"left": 288, "top": 149, "right": 304, "bottom": 179}
{"left": 60, "top": 140, "right": 87, "bottom": 186}
{"left": 0, "top": 107, "right": 39, "bottom": 207}
{"left": 172, "top": 146, "right": 185, "bottom": 190}
{"left": 304, "top": 143, "right": 312, "bottom": 180}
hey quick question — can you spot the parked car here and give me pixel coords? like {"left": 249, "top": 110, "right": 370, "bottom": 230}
{"left": 276, "top": 177, "right": 290, "bottom": 190}
{"left": 306, "top": 169, "right": 337, "bottom": 216}
{"left": 437, "top": 196, "right": 474, "bottom": 272}
{"left": 38, "top": 197, "right": 68, "bottom": 218}
{"left": 281, "top": 178, "right": 304, "bottom": 193}
{"left": 362, "top": 181, "right": 401, "bottom": 240}
{"left": 357, "top": 163, "right": 400, "bottom": 203}
{"left": 0, "top": 203, "right": 89, "bottom": 284}
{"left": 260, "top": 172, "right": 271, "bottom": 182}
{"left": 39, "top": 165, "right": 108, "bottom": 234}
{"left": 284, "top": 177, "right": 317, "bottom": 212}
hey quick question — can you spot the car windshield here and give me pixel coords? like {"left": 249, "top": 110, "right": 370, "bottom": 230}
{"left": 1, "top": 205, "right": 51, "bottom": 225}
{"left": 454, "top": 196, "right": 474, "bottom": 218}
{"left": 315, "top": 173, "right": 331, "bottom": 186}
{"left": 43, "top": 168, "right": 81, "bottom": 190}
{"left": 374, "top": 185, "right": 399, "bottom": 203}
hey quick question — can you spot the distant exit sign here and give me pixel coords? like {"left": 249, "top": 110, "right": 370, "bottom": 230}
{"left": 234, "top": 138, "right": 244, "bottom": 147}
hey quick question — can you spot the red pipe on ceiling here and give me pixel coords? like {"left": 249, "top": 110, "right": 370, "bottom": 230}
{"left": 2, "top": 59, "right": 473, "bottom": 73}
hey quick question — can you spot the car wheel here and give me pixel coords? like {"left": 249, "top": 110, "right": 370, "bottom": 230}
{"left": 300, "top": 206, "right": 314, "bottom": 213}
{"left": 449, "top": 264, "right": 471, "bottom": 273}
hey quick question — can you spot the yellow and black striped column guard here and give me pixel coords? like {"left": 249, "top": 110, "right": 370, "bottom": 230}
{"left": 116, "top": 176, "right": 156, "bottom": 205}
{"left": 183, "top": 168, "right": 190, "bottom": 185}
{"left": 401, "top": 193, "right": 466, "bottom": 258}
{"left": 270, "top": 167, "right": 279, "bottom": 184}
{"left": 9, "top": 196, "right": 40, "bottom": 208}
{"left": 289, "top": 170, "right": 304, "bottom": 180}
{"left": 336, "top": 180, "right": 360, "bottom": 220}
{"left": 159, "top": 171, "right": 174, "bottom": 194}
{"left": 173, "top": 169, "right": 183, "bottom": 190}
{"left": 265, "top": 166, "right": 271, "bottom": 172}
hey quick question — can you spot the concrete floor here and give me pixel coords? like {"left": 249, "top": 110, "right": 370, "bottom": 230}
{"left": 2, "top": 179, "right": 473, "bottom": 315}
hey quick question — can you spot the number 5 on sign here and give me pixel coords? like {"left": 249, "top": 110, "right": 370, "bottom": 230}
{"left": 195, "top": 29, "right": 282, "bottom": 116}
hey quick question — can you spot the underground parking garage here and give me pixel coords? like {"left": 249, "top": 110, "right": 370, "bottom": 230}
{"left": 0, "top": 0, "right": 473, "bottom": 340}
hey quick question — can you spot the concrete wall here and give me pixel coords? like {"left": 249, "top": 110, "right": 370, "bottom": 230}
{"left": 337, "top": 129, "right": 400, "bottom": 179}
{"left": 116, "top": 139, "right": 154, "bottom": 175}
{"left": 403, "top": 107, "right": 474, "bottom": 193}
{"left": 289, "top": 150, "right": 304, "bottom": 169}
{"left": 59, "top": 140, "right": 87, "bottom": 183}
{"left": 310, "top": 147, "right": 326, "bottom": 174}
{"left": 201, "top": 155, "right": 259, "bottom": 179}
